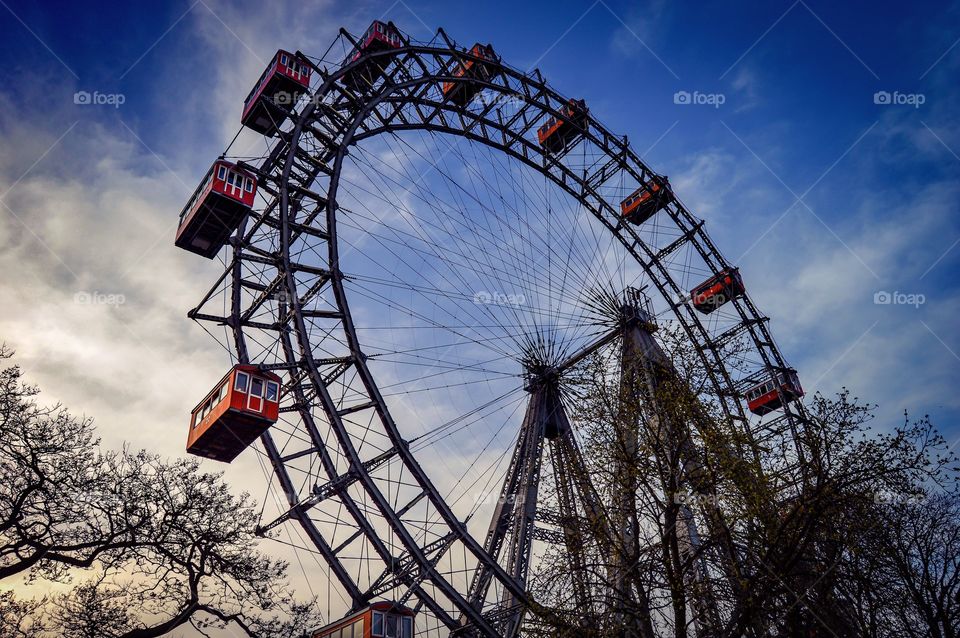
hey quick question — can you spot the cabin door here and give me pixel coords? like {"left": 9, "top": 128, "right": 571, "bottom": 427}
{"left": 225, "top": 172, "right": 243, "bottom": 199}
{"left": 248, "top": 377, "right": 264, "bottom": 413}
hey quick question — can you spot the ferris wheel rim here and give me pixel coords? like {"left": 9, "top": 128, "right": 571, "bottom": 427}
{"left": 208, "top": 31, "right": 807, "bottom": 635}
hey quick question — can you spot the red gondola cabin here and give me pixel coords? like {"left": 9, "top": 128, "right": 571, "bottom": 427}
{"left": 241, "top": 50, "right": 312, "bottom": 136}
{"left": 691, "top": 267, "right": 745, "bottom": 314}
{"left": 537, "top": 99, "right": 588, "bottom": 154}
{"left": 311, "top": 602, "right": 415, "bottom": 638}
{"left": 744, "top": 369, "right": 804, "bottom": 416}
{"left": 621, "top": 176, "right": 673, "bottom": 225}
{"left": 341, "top": 21, "right": 403, "bottom": 89}
{"left": 442, "top": 43, "right": 499, "bottom": 107}
{"left": 175, "top": 160, "right": 257, "bottom": 259}
{"left": 186, "top": 365, "right": 281, "bottom": 463}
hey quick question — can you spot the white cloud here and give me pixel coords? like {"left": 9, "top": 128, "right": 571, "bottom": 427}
{"left": 665, "top": 91, "right": 960, "bottom": 430}
{"left": 2, "top": 3, "right": 959, "bottom": 634}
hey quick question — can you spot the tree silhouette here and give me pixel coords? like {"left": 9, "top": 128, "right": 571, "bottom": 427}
{"left": 524, "top": 331, "right": 958, "bottom": 638}
{"left": 0, "top": 346, "right": 321, "bottom": 637}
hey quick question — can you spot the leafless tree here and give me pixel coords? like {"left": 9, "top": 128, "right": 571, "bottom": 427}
{"left": 0, "top": 346, "right": 321, "bottom": 637}
{"left": 525, "top": 329, "right": 959, "bottom": 638}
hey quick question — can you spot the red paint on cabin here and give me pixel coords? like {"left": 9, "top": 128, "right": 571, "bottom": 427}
{"left": 175, "top": 160, "right": 257, "bottom": 259}
{"left": 310, "top": 602, "right": 415, "bottom": 638}
{"left": 620, "top": 176, "right": 673, "bottom": 224}
{"left": 341, "top": 21, "right": 403, "bottom": 89}
{"left": 537, "top": 99, "right": 588, "bottom": 153}
{"left": 691, "top": 268, "right": 745, "bottom": 314}
{"left": 442, "top": 43, "right": 499, "bottom": 107}
{"left": 242, "top": 49, "right": 312, "bottom": 136}
{"left": 186, "top": 364, "right": 282, "bottom": 463}
{"left": 745, "top": 369, "right": 804, "bottom": 416}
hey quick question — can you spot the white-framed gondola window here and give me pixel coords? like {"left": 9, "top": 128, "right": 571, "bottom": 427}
{"left": 372, "top": 611, "right": 384, "bottom": 636}
{"left": 266, "top": 381, "right": 279, "bottom": 402}
{"left": 217, "top": 165, "right": 226, "bottom": 180}
{"left": 196, "top": 399, "right": 209, "bottom": 425}
{"left": 401, "top": 616, "right": 412, "bottom": 638}
{"left": 235, "top": 371, "right": 249, "bottom": 393}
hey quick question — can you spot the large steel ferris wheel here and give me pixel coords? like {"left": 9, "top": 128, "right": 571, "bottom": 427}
{"left": 177, "top": 20, "right": 808, "bottom": 638}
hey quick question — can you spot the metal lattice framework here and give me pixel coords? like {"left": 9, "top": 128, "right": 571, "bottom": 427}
{"left": 186, "top": 24, "right": 808, "bottom": 637}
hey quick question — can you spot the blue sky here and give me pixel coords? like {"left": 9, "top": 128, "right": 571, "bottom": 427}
{"left": 1, "top": 0, "right": 959, "bottom": 627}
{"left": 4, "top": 0, "right": 955, "bottom": 424}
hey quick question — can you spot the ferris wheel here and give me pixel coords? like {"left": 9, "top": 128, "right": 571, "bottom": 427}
{"left": 176, "top": 20, "right": 807, "bottom": 638}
